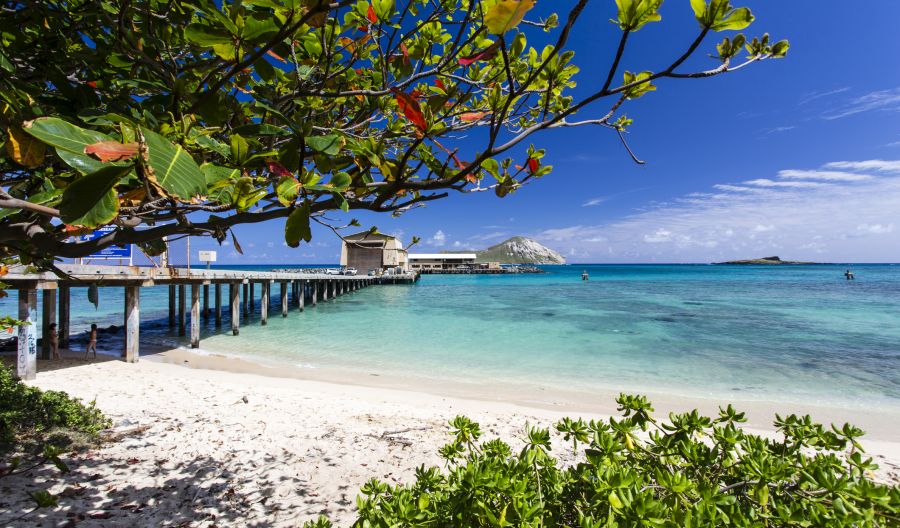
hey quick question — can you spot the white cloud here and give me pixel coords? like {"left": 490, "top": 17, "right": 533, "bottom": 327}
{"left": 266, "top": 241, "right": 275, "bottom": 248}
{"left": 582, "top": 197, "right": 607, "bottom": 207}
{"left": 857, "top": 223, "right": 894, "bottom": 234}
{"left": 427, "top": 230, "right": 447, "bottom": 247}
{"left": 222, "top": 240, "right": 231, "bottom": 247}
{"left": 799, "top": 87, "right": 851, "bottom": 105}
{"left": 824, "top": 160, "right": 900, "bottom": 173}
{"left": 643, "top": 229, "right": 673, "bottom": 243}
{"left": 765, "top": 126, "right": 796, "bottom": 134}
{"left": 713, "top": 184, "right": 761, "bottom": 193}
{"left": 823, "top": 87, "right": 900, "bottom": 120}
{"left": 532, "top": 160, "right": 900, "bottom": 262}
{"left": 744, "top": 179, "right": 830, "bottom": 189}
{"left": 778, "top": 170, "right": 872, "bottom": 182}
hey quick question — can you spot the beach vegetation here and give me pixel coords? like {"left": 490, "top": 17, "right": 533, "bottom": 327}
{"left": 305, "top": 394, "right": 899, "bottom": 527}
{"left": 0, "top": 0, "right": 788, "bottom": 266}
{"left": 0, "top": 363, "right": 110, "bottom": 454}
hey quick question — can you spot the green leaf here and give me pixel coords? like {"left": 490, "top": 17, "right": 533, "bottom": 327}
{"left": 276, "top": 175, "right": 301, "bottom": 206}
{"left": 330, "top": 171, "right": 351, "bottom": 190}
{"left": 333, "top": 192, "right": 349, "bottom": 212}
{"left": 711, "top": 6, "right": 753, "bottom": 31}
{"left": 622, "top": 71, "right": 656, "bottom": 99}
{"left": 59, "top": 165, "right": 132, "bottom": 225}
{"left": 23, "top": 117, "right": 112, "bottom": 154}
{"left": 200, "top": 163, "right": 240, "bottom": 186}
{"left": 284, "top": 203, "right": 312, "bottom": 248}
{"left": 306, "top": 135, "right": 343, "bottom": 156}
{"left": 230, "top": 134, "right": 250, "bottom": 165}
{"left": 232, "top": 124, "right": 290, "bottom": 137}
{"left": 484, "top": 0, "right": 536, "bottom": 35}
{"left": 141, "top": 128, "right": 206, "bottom": 200}
{"left": 184, "top": 23, "right": 233, "bottom": 47}
{"left": 242, "top": 13, "right": 280, "bottom": 42}
{"left": 771, "top": 39, "right": 790, "bottom": 58}
{"left": 614, "top": 0, "right": 663, "bottom": 32}
{"left": 29, "top": 490, "right": 58, "bottom": 508}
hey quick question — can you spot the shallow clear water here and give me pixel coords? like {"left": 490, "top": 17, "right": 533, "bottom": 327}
{"left": 3, "top": 264, "right": 899, "bottom": 409}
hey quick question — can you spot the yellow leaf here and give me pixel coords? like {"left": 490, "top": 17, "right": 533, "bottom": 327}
{"left": 484, "top": 0, "right": 536, "bottom": 35}
{"left": 6, "top": 126, "right": 45, "bottom": 168}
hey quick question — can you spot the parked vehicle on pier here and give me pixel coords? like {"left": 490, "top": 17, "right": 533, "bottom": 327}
{"left": 342, "top": 267, "right": 358, "bottom": 276}
{"left": 324, "top": 268, "right": 342, "bottom": 275}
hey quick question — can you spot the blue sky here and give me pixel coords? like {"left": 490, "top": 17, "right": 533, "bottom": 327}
{"left": 173, "top": 1, "right": 900, "bottom": 265}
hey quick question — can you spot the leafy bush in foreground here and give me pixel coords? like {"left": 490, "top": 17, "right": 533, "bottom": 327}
{"left": 307, "top": 395, "right": 899, "bottom": 527}
{"left": 0, "top": 364, "right": 110, "bottom": 452}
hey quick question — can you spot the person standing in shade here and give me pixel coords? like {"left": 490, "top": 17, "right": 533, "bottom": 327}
{"left": 85, "top": 323, "right": 98, "bottom": 359}
{"left": 49, "top": 323, "right": 60, "bottom": 360}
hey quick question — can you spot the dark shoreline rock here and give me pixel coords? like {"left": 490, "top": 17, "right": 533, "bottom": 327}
{"left": 713, "top": 256, "right": 824, "bottom": 265}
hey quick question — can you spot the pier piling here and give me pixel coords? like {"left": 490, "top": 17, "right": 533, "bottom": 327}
{"left": 17, "top": 288, "right": 37, "bottom": 380}
{"left": 124, "top": 285, "right": 139, "bottom": 362}
{"left": 41, "top": 289, "right": 56, "bottom": 360}
{"left": 260, "top": 281, "right": 269, "bottom": 325}
{"left": 281, "top": 282, "right": 288, "bottom": 317}
{"left": 230, "top": 283, "right": 240, "bottom": 336}
{"left": 168, "top": 285, "right": 176, "bottom": 327}
{"left": 203, "top": 284, "right": 209, "bottom": 319}
{"left": 215, "top": 284, "right": 222, "bottom": 327}
{"left": 178, "top": 285, "right": 186, "bottom": 336}
{"left": 191, "top": 284, "right": 200, "bottom": 348}
{"left": 58, "top": 285, "right": 70, "bottom": 349}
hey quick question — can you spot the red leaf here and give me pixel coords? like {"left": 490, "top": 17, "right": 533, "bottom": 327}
{"left": 459, "top": 111, "right": 489, "bottom": 122}
{"left": 527, "top": 158, "right": 539, "bottom": 174}
{"left": 266, "top": 160, "right": 292, "bottom": 178}
{"left": 435, "top": 79, "right": 446, "bottom": 91}
{"left": 358, "top": 26, "right": 369, "bottom": 33}
{"left": 83, "top": 141, "right": 139, "bottom": 162}
{"left": 86, "top": 81, "right": 98, "bottom": 88}
{"left": 400, "top": 42, "right": 410, "bottom": 64}
{"left": 458, "top": 42, "right": 500, "bottom": 66}
{"left": 366, "top": 4, "right": 378, "bottom": 24}
{"left": 391, "top": 88, "right": 428, "bottom": 132}
{"left": 266, "top": 50, "right": 286, "bottom": 63}
{"left": 409, "top": 89, "right": 424, "bottom": 100}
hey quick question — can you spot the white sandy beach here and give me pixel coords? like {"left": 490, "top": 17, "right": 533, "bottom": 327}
{"left": 3, "top": 349, "right": 899, "bottom": 527}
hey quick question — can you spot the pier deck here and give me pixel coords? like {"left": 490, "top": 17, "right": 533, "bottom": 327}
{"left": 2, "top": 264, "right": 411, "bottom": 380}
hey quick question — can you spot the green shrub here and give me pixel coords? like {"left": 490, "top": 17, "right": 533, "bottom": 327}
{"left": 306, "top": 395, "right": 899, "bottom": 527}
{"left": 0, "top": 364, "right": 111, "bottom": 452}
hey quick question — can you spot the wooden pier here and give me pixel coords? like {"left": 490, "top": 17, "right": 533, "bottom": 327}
{"left": 2, "top": 264, "right": 390, "bottom": 381}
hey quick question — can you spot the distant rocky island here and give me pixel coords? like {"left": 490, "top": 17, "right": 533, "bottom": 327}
{"left": 446, "top": 236, "right": 566, "bottom": 265}
{"left": 713, "top": 256, "right": 821, "bottom": 265}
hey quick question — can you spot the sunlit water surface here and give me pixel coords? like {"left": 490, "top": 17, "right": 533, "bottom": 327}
{"left": 3, "top": 264, "right": 898, "bottom": 409}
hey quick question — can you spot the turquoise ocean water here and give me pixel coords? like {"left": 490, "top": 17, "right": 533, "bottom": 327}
{"left": 2, "top": 264, "right": 899, "bottom": 409}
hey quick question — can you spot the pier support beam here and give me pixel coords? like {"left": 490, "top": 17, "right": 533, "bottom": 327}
{"left": 41, "top": 289, "right": 56, "bottom": 360}
{"left": 178, "top": 285, "right": 186, "bottom": 336}
{"left": 124, "top": 286, "right": 139, "bottom": 362}
{"left": 58, "top": 285, "right": 70, "bottom": 349}
{"left": 190, "top": 284, "right": 200, "bottom": 348}
{"left": 203, "top": 285, "right": 209, "bottom": 319}
{"left": 168, "top": 285, "right": 176, "bottom": 327}
{"left": 17, "top": 288, "right": 37, "bottom": 380}
{"left": 260, "top": 281, "right": 269, "bottom": 325}
{"left": 242, "top": 283, "right": 249, "bottom": 316}
{"left": 298, "top": 280, "right": 305, "bottom": 311}
{"left": 230, "top": 283, "right": 240, "bottom": 336}
{"left": 281, "top": 282, "right": 288, "bottom": 317}
{"left": 215, "top": 284, "right": 222, "bottom": 327}
{"left": 249, "top": 283, "right": 255, "bottom": 317}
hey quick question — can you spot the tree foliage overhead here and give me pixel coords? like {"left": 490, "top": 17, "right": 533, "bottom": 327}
{"left": 0, "top": 0, "right": 788, "bottom": 263}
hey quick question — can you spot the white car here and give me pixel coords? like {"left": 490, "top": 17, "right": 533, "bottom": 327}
{"left": 324, "top": 268, "right": 341, "bottom": 275}
{"left": 342, "top": 267, "right": 358, "bottom": 276}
